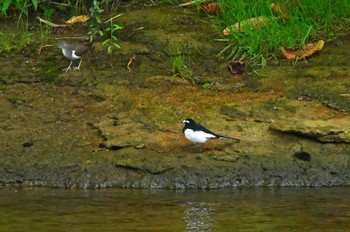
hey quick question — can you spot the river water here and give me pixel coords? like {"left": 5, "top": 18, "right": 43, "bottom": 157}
{"left": 0, "top": 186, "right": 349, "bottom": 231}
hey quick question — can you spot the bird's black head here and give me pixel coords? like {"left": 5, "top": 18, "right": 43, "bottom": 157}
{"left": 183, "top": 118, "right": 195, "bottom": 125}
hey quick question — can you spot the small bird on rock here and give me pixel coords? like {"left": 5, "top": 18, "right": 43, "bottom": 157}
{"left": 182, "top": 118, "right": 240, "bottom": 144}
{"left": 57, "top": 41, "right": 91, "bottom": 72}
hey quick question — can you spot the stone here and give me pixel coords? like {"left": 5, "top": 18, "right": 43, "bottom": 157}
{"left": 271, "top": 117, "right": 350, "bottom": 143}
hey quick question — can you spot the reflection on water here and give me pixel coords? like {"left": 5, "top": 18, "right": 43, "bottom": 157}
{"left": 0, "top": 187, "right": 350, "bottom": 231}
{"left": 183, "top": 202, "right": 215, "bottom": 231}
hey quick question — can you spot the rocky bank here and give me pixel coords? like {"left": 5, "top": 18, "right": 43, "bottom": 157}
{"left": 1, "top": 5, "right": 350, "bottom": 188}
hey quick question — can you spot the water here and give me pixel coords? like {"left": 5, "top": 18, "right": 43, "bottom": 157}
{"left": 0, "top": 187, "right": 349, "bottom": 231}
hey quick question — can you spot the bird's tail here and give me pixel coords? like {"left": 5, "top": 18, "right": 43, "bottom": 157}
{"left": 218, "top": 135, "right": 240, "bottom": 142}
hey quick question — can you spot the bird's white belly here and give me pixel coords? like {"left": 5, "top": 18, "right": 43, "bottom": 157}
{"left": 62, "top": 49, "right": 80, "bottom": 60}
{"left": 184, "top": 129, "right": 216, "bottom": 144}
{"left": 71, "top": 50, "right": 81, "bottom": 59}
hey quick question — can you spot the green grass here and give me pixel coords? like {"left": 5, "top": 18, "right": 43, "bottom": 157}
{"left": 171, "top": 49, "right": 197, "bottom": 83}
{"left": 0, "top": 29, "right": 33, "bottom": 53}
{"left": 154, "top": 0, "right": 183, "bottom": 5}
{"left": 216, "top": 0, "right": 350, "bottom": 67}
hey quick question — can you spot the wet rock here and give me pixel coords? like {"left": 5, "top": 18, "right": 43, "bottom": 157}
{"left": 22, "top": 140, "right": 34, "bottom": 148}
{"left": 271, "top": 117, "right": 350, "bottom": 143}
{"left": 115, "top": 155, "right": 175, "bottom": 174}
{"left": 95, "top": 115, "right": 149, "bottom": 149}
{"left": 293, "top": 151, "right": 311, "bottom": 161}
{"left": 210, "top": 153, "right": 239, "bottom": 162}
{"left": 220, "top": 105, "right": 247, "bottom": 120}
{"left": 94, "top": 113, "right": 179, "bottom": 152}
{"left": 144, "top": 75, "right": 189, "bottom": 86}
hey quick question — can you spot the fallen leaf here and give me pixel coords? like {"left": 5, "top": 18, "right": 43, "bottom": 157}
{"left": 271, "top": 2, "right": 290, "bottom": 20}
{"left": 127, "top": 55, "right": 136, "bottom": 72}
{"left": 228, "top": 61, "right": 246, "bottom": 75}
{"left": 280, "top": 46, "right": 298, "bottom": 60}
{"left": 65, "top": 15, "right": 90, "bottom": 24}
{"left": 280, "top": 40, "right": 324, "bottom": 60}
{"left": 223, "top": 16, "right": 273, "bottom": 35}
{"left": 200, "top": 2, "right": 221, "bottom": 14}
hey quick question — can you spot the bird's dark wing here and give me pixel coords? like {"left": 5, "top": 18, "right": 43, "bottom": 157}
{"left": 74, "top": 43, "right": 91, "bottom": 56}
{"left": 195, "top": 124, "right": 220, "bottom": 138}
{"left": 196, "top": 123, "right": 240, "bottom": 141}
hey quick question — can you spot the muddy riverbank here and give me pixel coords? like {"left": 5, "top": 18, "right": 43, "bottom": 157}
{"left": 1, "top": 5, "right": 350, "bottom": 188}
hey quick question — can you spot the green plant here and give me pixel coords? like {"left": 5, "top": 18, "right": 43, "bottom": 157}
{"left": 0, "top": 31, "right": 14, "bottom": 53}
{"left": 171, "top": 49, "right": 197, "bottom": 84}
{"left": 202, "top": 82, "right": 213, "bottom": 89}
{"left": 88, "top": 0, "right": 104, "bottom": 41}
{"left": 74, "top": 0, "right": 88, "bottom": 14}
{"left": 88, "top": 1, "right": 122, "bottom": 55}
{"left": 0, "top": 28, "right": 32, "bottom": 53}
{"left": 101, "top": 0, "right": 120, "bottom": 13}
{"left": 154, "top": 0, "right": 183, "bottom": 5}
{"left": 1, "top": 0, "right": 38, "bottom": 16}
{"left": 216, "top": 0, "right": 350, "bottom": 67}
{"left": 103, "top": 18, "right": 122, "bottom": 55}
{"left": 37, "top": 2, "right": 54, "bottom": 39}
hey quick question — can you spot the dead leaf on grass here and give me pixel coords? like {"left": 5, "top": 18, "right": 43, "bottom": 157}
{"left": 280, "top": 40, "right": 325, "bottom": 60}
{"left": 271, "top": 3, "right": 290, "bottom": 20}
{"left": 200, "top": 2, "right": 221, "bottom": 14}
{"left": 223, "top": 16, "right": 273, "bottom": 35}
{"left": 228, "top": 61, "right": 246, "bottom": 75}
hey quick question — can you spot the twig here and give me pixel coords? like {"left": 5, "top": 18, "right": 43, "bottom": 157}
{"left": 37, "top": 16, "right": 68, "bottom": 28}
{"left": 176, "top": 0, "right": 209, "bottom": 7}
{"left": 38, "top": 44, "right": 54, "bottom": 54}
{"left": 133, "top": 27, "right": 144, "bottom": 32}
{"left": 54, "top": 36, "right": 90, "bottom": 41}
{"left": 104, "top": 14, "right": 123, "bottom": 24}
{"left": 50, "top": 1, "right": 70, "bottom": 7}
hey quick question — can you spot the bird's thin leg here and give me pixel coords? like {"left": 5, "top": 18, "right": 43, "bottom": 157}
{"left": 198, "top": 144, "right": 205, "bottom": 153}
{"left": 184, "top": 143, "right": 205, "bottom": 153}
{"left": 63, "top": 61, "right": 73, "bottom": 72}
{"left": 184, "top": 144, "right": 196, "bottom": 149}
{"left": 74, "top": 58, "right": 83, "bottom": 71}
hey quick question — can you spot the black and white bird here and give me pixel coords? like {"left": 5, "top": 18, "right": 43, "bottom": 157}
{"left": 57, "top": 41, "right": 91, "bottom": 72}
{"left": 182, "top": 118, "right": 240, "bottom": 144}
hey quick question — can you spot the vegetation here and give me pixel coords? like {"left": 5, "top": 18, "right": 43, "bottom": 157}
{"left": 1, "top": 0, "right": 350, "bottom": 68}
{"left": 0, "top": 24, "right": 33, "bottom": 53}
{"left": 103, "top": 18, "right": 123, "bottom": 55}
{"left": 0, "top": 0, "right": 122, "bottom": 54}
{"left": 1, "top": 0, "right": 38, "bottom": 17}
{"left": 216, "top": 0, "right": 350, "bottom": 66}
{"left": 171, "top": 49, "right": 197, "bottom": 83}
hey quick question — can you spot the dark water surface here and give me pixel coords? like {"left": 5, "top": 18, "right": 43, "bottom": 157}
{"left": 0, "top": 187, "right": 349, "bottom": 231}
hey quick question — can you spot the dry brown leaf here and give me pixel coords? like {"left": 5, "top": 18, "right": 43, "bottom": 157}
{"left": 280, "top": 46, "right": 297, "bottom": 60}
{"left": 227, "top": 61, "right": 246, "bottom": 75}
{"left": 127, "top": 56, "right": 136, "bottom": 72}
{"left": 223, "top": 16, "right": 273, "bottom": 35}
{"left": 271, "top": 3, "right": 290, "bottom": 20}
{"left": 280, "top": 40, "right": 325, "bottom": 60}
{"left": 65, "top": 15, "right": 90, "bottom": 24}
{"left": 200, "top": 2, "right": 221, "bottom": 14}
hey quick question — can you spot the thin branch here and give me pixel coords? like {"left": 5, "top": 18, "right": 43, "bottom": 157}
{"left": 176, "top": 0, "right": 209, "bottom": 8}
{"left": 37, "top": 16, "right": 68, "bottom": 28}
{"left": 104, "top": 14, "right": 123, "bottom": 24}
